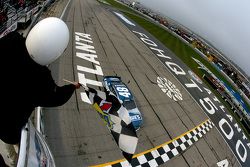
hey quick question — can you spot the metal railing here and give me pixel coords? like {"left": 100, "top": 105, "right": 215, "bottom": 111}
{"left": 17, "top": 108, "right": 56, "bottom": 167}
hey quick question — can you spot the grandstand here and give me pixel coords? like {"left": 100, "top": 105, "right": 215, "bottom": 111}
{"left": 0, "top": 0, "right": 43, "bottom": 38}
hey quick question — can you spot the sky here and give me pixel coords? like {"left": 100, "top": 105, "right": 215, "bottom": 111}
{"left": 137, "top": 0, "right": 250, "bottom": 77}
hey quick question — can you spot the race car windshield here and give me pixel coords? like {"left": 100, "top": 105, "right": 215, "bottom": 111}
{"left": 109, "top": 78, "right": 120, "bottom": 82}
{"left": 123, "top": 100, "right": 136, "bottom": 110}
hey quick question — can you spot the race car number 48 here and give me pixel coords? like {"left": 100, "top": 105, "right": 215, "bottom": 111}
{"left": 115, "top": 86, "right": 131, "bottom": 98}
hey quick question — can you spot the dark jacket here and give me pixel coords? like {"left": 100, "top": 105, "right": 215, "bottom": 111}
{"left": 0, "top": 31, "right": 75, "bottom": 144}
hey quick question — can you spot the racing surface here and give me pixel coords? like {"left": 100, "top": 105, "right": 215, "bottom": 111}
{"left": 43, "top": 0, "right": 240, "bottom": 166}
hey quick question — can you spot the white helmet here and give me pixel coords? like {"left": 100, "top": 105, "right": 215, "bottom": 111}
{"left": 26, "top": 17, "right": 69, "bottom": 65}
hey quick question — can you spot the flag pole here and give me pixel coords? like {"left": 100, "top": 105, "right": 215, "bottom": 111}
{"left": 63, "top": 79, "right": 88, "bottom": 90}
{"left": 63, "top": 79, "right": 75, "bottom": 85}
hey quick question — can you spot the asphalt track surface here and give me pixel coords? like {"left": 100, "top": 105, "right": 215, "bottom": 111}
{"left": 43, "top": 0, "right": 241, "bottom": 166}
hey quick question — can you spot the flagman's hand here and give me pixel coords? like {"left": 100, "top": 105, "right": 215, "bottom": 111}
{"left": 73, "top": 82, "right": 82, "bottom": 89}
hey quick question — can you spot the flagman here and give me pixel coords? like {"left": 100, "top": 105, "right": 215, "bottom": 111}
{"left": 0, "top": 17, "right": 81, "bottom": 166}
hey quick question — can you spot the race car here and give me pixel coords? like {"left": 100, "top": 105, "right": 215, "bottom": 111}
{"left": 103, "top": 76, "right": 143, "bottom": 130}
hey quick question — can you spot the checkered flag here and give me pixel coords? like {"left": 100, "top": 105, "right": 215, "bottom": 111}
{"left": 84, "top": 87, "right": 138, "bottom": 162}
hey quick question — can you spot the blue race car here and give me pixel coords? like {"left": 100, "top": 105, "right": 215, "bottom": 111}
{"left": 103, "top": 76, "right": 143, "bottom": 130}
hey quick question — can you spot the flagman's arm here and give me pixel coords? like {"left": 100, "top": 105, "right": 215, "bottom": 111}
{"left": 37, "top": 84, "right": 78, "bottom": 107}
{"left": 35, "top": 75, "right": 81, "bottom": 107}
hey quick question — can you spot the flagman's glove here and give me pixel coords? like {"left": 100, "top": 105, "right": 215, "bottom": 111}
{"left": 73, "top": 82, "right": 82, "bottom": 89}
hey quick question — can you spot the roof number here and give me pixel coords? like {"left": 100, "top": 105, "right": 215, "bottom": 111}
{"left": 116, "top": 86, "right": 131, "bottom": 98}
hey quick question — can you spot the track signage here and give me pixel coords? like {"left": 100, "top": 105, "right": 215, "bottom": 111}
{"left": 74, "top": 32, "right": 104, "bottom": 104}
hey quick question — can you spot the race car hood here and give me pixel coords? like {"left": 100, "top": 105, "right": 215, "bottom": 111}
{"left": 111, "top": 82, "right": 134, "bottom": 101}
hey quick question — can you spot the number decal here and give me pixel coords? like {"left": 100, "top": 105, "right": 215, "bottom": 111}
{"left": 117, "top": 87, "right": 128, "bottom": 92}
{"left": 115, "top": 85, "right": 131, "bottom": 98}
{"left": 119, "top": 92, "right": 131, "bottom": 98}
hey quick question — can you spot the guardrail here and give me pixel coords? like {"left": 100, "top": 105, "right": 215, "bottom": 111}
{"left": 17, "top": 107, "right": 56, "bottom": 167}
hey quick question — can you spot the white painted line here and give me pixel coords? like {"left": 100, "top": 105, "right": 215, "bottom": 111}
{"left": 60, "top": 0, "right": 72, "bottom": 19}
{"left": 114, "top": 12, "right": 135, "bottom": 26}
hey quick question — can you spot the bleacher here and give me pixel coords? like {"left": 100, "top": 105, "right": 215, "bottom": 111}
{"left": 0, "top": 0, "right": 42, "bottom": 38}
